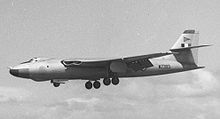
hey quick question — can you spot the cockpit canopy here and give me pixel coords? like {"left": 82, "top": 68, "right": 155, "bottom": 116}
{"left": 20, "top": 57, "right": 48, "bottom": 64}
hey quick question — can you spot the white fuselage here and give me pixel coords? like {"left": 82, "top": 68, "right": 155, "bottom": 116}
{"left": 17, "top": 58, "right": 188, "bottom": 82}
{"left": 10, "top": 56, "right": 201, "bottom": 83}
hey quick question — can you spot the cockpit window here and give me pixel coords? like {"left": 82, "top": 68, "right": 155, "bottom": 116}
{"left": 20, "top": 59, "right": 34, "bottom": 64}
{"left": 20, "top": 57, "right": 50, "bottom": 64}
{"left": 20, "top": 57, "right": 40, "bottom": 64}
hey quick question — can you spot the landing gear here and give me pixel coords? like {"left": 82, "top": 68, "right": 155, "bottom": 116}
{"left": 93, "top": 81, "right": 101, "bottom": 89}
{"left": 53, "top": 82, "right": 60, "bottom": 87}
{"left": 51, "top": 80, "right": 61, "bottom": 87}
{"left": 103, "top": 78, "right": 111, "bottom": 86}
{"left": 85, "top": 81, "right": 92, "bottom": 89}
{"left": 84, "top": 76, "right": 120, "bottom": 89}
{"left": 112, "top": 77, "right": 119, "bottom": 85}
{"left": 103, "top": 76, "right": 120, "bottom": 86}
{"left": 85, "top": 80, "right": 101, "bottom": 89}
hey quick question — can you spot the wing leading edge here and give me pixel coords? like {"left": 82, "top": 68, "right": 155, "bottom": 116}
{"left": 61, "top": 52, "right": 173, "bottom": 71}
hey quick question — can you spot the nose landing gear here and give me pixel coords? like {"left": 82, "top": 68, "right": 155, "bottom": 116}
{"left": 51, "top": 80, "right": 64, "bottom": 87}
{"left": 53, "top": 82, "right": 60, "bottom": 87}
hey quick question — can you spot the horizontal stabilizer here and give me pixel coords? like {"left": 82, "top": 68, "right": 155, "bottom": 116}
{"left": 170, "top": 44, "right": 211, "bottom": 51}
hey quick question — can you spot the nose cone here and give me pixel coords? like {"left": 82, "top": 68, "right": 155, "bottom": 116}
{"left": 9, "top": 65, "right": 30, "bottom": 78}
{"left": 9, "top": 68, "right": 19, "bottom": 77}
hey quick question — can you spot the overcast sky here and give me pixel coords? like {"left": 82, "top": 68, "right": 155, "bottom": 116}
{"left": 0, "top": 0, "right": 220, "bottom": 119}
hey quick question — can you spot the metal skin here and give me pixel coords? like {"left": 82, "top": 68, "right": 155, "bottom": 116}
{"left": 9, "top": 30, "right": 209, "bottom": 89}
{"left": 9, "top": 58, "right": 202, "bottom": 79}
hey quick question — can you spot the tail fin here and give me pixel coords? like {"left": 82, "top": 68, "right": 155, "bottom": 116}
{"left": 169, "top": 30, "right": 210, "bottom": 68}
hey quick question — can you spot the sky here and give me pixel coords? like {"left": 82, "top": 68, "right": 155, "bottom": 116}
{"left": 0, "top": 0, "right": 220, "bottom": 119}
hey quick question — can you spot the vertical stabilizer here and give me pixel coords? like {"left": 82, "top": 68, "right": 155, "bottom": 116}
{"left": 169, "top": 30, "right": 199, "bottom": 67}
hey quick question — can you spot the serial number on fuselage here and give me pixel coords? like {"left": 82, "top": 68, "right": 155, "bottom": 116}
{"left": 158, "top": 64, "right": 171, "bottom": 69}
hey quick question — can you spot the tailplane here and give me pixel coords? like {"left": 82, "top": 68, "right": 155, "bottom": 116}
{"left": 168, "top": 30, "right": 210, "bottom": 68}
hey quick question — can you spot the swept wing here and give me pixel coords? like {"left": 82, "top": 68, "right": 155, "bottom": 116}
{"left": 61, "top": 52, "right": 172, "bottom": 71}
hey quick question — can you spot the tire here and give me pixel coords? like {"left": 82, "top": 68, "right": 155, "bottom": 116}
{"left": 103, "top": 78, "right": 111, "bottom": 86}
{"left": 85, "top": 81, "right": 92, "bottom": 89}
{"left": 112, "top": 77, "right": 119, "bottom": 85}
{"left": 93, "top": 81, "right": 101, "bottom": 89}
{"left": 53, "top": 83, "right": 60, "bottom": 87}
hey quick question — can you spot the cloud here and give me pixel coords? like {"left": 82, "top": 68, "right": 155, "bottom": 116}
{"left": 175, "top": 69, "right": 220, "bottom": 97}
{"left": 38, "top": 69, "right": 220, "bottom": 119}
{"left": 121, "top": 69, "right": 220, "bottom": 99}
{"left": 0, "top": 86, "right": 31, "bottom": 103}
{"left": 47, "top": 97, "right": 99, "bottom": 111}
{"left": 1, "top": 70, "right": 220, "bottom": 119}
{"left": 65, "top": 97, "right": 99, "bottom": 104}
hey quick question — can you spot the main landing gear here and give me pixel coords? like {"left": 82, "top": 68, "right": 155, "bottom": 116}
{"left": 103, "top": 77, "right": 119, "bottom": 85}
{"left": 93, "top": 81, "right": 101, "bottom": 89}
{"left": 103, "top": 78, "right": 111, "bottom": 86}
{"left": 85, "top": 80, "right": 101, "bottom": 89}
{"left": 85, "top": 81, "right": 92, "bottom": 89}
{"left": 85, "top": 77, "right": 120, "bottom": 90}
{"left": 111, "top": 77, "right": 119, "bottom": 85}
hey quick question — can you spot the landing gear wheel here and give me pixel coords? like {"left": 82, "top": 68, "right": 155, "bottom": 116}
{"left": 112, "top": 77, "right": 119, "bottom": 85}
{"left": 85, "top": 81, "right": 92, "bottom": 89}
{"left": 103, "top": 78, "right": 111, "bottom": 86}
{"left": 93, "top": 81, "right": 101, "bottom": 89}
{"left": 53, "top": 83, "right": 60, "bottom": 87}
